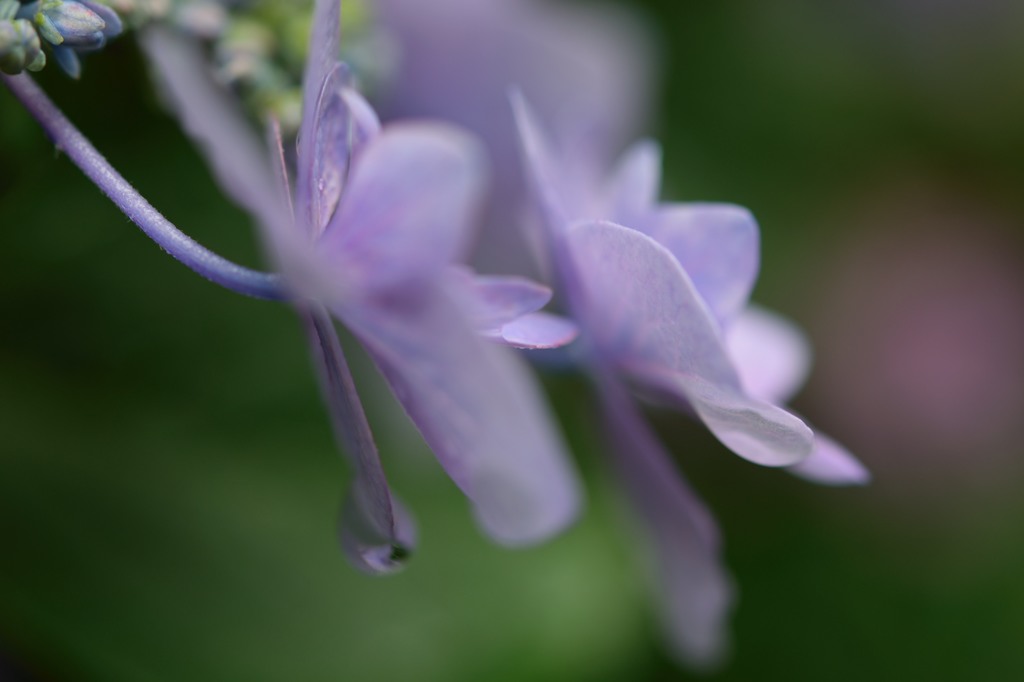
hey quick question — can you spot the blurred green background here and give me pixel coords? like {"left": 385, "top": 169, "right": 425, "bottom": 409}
{"left": 3, "top": 0, "right": 1024, "bottom": 680}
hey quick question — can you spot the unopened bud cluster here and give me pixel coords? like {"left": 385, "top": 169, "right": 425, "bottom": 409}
{"left": 207, "top": 0, "right": 383, "bottom": 133}
{"left": 2, "top": 0, "right": 385, "bottom": 132}
{"left": 0, "top": 0, "right": 122, "bottom": 77}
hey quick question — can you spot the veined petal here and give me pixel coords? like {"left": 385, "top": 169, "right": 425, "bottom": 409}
{"left": 303, "top": 310, "right": 416, "bottom": 574}
{"left": 296, "top": 0, "right": 341, "bottom": 233}
{"left": 726, "top": 305, "right": 812, "bottom": 405}
{"left": 645, "top": 203, "right": 760, "bottom": 326}
{"left": 788, "top": 430, "right": 870, "bottom": 486}
{"left": 318, "top": 123, "right": 487, "bottom": 291}
{"left": 596, "top": 376, "right": 733, "bottom": 668}
{"left": 567, "top": 221, "right": 812, "bottom": 467}
{"left": 336, "top": 283, "right": 582, "bottom": 545}
{"left": 306, "top": 62, "right": 352, "bottom": 236}
{"left": 139, "top": 27, "right": 287, "bottom": 237}
{"left": 301, "top": 65, "right": 384, "bottom": 237}
{"left": 605, "top": 139, "right": 662, "bottom": 226}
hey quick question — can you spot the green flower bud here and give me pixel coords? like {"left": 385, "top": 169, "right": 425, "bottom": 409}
{"left": 0, "top": 18, "right": 44, "bottom": 75}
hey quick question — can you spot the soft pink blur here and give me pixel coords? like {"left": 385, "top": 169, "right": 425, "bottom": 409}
{"left": 808, "top": 180, "right": 1024, "bottom": 503}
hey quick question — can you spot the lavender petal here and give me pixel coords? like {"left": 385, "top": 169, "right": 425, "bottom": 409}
{"left": 597, "top": 375, "right": 734, "bottom": 668}
{"left": 492, "top": 312, "right": 579, "bottom": 350}
{"left": 306, "top": 62, "right": 352, "bottom": 235}
{"left": 139, "top": 26, "right": 287, "bottom": 240}
{"left": 510, "top": 89, "right": 570, "bottom": 239}
{"left": 340, "top": 87, "right": 382, "bottom": 150}
{"left": 725, "top": 305, "right": 812, "bottom": 405}
{"left": 788, "top": 430, "right": 870, "bottom": 486}
{"left": 450, "top": 268, "right": 552, "bottom": 329}
{"left": 318, "top": 123, "right": 486, "bottom": 291}
{"left": 336, "top": 283, "right": 582, "bottom": 545}
{"left": 303, "top": 309, "right": 417, "bottom": 574}
{"left": 605, "top": 139, "right": 662, "bottom": 226}
{"left": 296, "top": 0, "right": 341, "bottom": 234}
{"left": 645, "top": 203, "right": 760, "bottom": 326}
{"left": 567, "top": 220, "right": 812, "bottom": 467}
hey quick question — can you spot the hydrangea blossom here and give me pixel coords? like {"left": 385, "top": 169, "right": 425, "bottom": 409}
{"left": 373, "top": 0, "right": 654, "bottom": 275}
{"left": 512, "top": 92, "right": 867, "bottom": 665}
{"left": 139, "top": 0, "right": 582, "bottom": 570}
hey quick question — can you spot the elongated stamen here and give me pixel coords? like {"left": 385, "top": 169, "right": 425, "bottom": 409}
{"left": 2, "top": 72, "right": 287, "bottom": 301}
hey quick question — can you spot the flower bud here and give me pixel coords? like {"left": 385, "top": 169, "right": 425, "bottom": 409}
{"left": 34, "top": 0, "right": 106, "bottom": 47}
{"left": 80, "top": 1, "right": 122, "bottom": 38}
{"left": 0, "top": 18, "right": 45, "bottom": 74}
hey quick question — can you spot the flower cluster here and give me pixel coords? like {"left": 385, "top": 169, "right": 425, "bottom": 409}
{"left": 1, "top": 0, "right": 866, "bottom": 669}
{"left": 0, "top": 0, "right": 123, "bottom": 76}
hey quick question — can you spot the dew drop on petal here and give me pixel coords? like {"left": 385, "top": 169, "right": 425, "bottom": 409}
{"left": 338, "top": 488, "right": 417, "bottom": 575}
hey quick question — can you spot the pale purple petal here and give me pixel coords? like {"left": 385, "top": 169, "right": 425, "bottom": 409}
{"left": 336, "top": 283, "right": 582, "bottom": 545}
{"left": 318, "top": 123, "right": 487, "bottom": 292}
{"left": 453, "top": 269, "right": 552, "bottom": 329}
{"left": 306, "top": 62, "right": 352, "bottom": 235}
{"left": 341, "top": 87, "right": 382, "bottom": 148}
{"left": 605, "top": 139, "right": 662, "bottom": 226}
{"left": 726, "top": 305, "right": 812, "bottom": 405}
{"left": 139, "top": 26, "right": 287, "bottom": 238}
{"left": 493, "top": 312, "right": 579, "bottom": 349}
{"left": 597, "top": 376, "right": 733, "bottom": 668}
{"left": 446, "top": 268, "right": 577, "bottom": 348}
{"left": 376, "top": 0, "right": 653, "bottom": 164}
{"left": 567, "top": 221, "right": 813, "bottom": 467}
{"left": 645, "top": 203, "right": 760, "bottom": 326}
{"left": 296, "top": 0, "right": 341, "bottom": 232}
{"left": 304, "top": 310, "right": 417, "bottom": 574}
{"left": 375, "top": 0, "right": 654, "bottom": 274}
{"left": 510, "top": 90, "right": 571, "bottom": 239}
{"left": 81, "top": 1, "right": 122, "bottom": 37}
{"left": 788, "top": 430, "right": 870, "bottom": 486}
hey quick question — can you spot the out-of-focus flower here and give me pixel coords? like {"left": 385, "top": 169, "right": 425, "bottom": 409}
{"left": 512, "top": 93, "right": 865, "bottom": 666}
{"left": 373, "top": 0, "right": 656, "bottom": 274}
{"left": 140, "top": 0, "right": 581, "bottom": 571}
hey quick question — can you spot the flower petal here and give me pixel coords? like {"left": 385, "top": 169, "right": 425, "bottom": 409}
{"left": 493, "top": 312, "right": 579, "bottom": 349}
{"left": 296, "top": 0, "right": 341, "bottom": 233}
{"left": 726, "top": 305, "right": 812, "bottom": 405}
{"left": 567, "top": 220, "right": 813, "bottom": 466}
{"left": 341, "top": 87, "right": 382, "bottom": 148}
{"left": 605, "top": 139, "right": 662, "bottom": 226}
{"left": 318, "top": 123, "right": 486, "bottom": 291}
{"left": 304, "top": 310, "right": 417, "bottom": 574}
{"left": 304, "top": 62, "right": 352, "bottom": 236}
{"left": 788, "top": 430, "right": 870, "bottom": 486}
{"left": 139, "top": 26, "right": 287, "bottom": 236}
{"left": 510, "top": 89, "right": 570, "bottom": 238}
{"left": 646, "top": 203, "right": 760, "bottom": 325}
{"left": 450, "top": 268, "right": 552, "bottom": 329}
{"left": 336, "top": 283, "right": 582, "bottom": 545}
{"left": 597, "top": 377, "right": 733, "bottom": 668}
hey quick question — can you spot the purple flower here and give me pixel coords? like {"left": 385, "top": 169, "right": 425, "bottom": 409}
{"left": 139, "top": 0, "right": 582, "bottom": 571}
{"left": 512, "top": 92, "right": 866, "bottom": 665}
{"left": 373, "top": 0, "right": 655, "bottom": 275}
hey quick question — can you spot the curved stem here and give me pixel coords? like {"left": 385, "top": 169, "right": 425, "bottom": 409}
{"left": 2, "top": 72, "right": 287, "bottom": 301}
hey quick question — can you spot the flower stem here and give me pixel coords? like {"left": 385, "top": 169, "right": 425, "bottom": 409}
{"left": 2, "top": 72, "right": 287, "bottom": 301}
